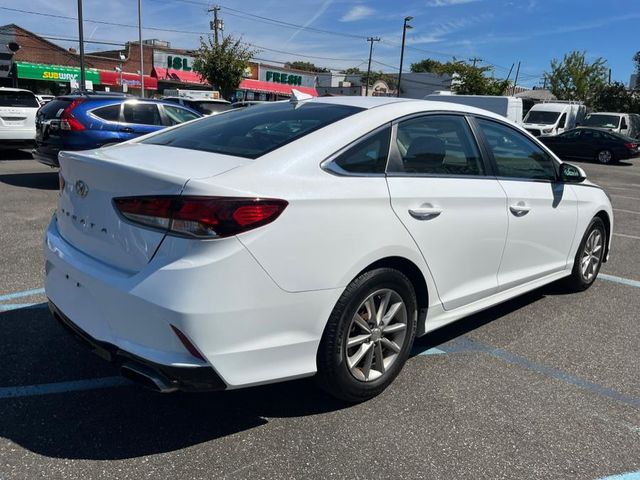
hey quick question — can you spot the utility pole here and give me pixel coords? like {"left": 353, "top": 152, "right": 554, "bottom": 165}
{"left": 397, "top": 16, "right": 413, "bottom": 98}
{"left": 512, "top": 60, "right": 521, "bottom": 95}
{"left": 608, "top": 68, "right": 612, "bottom": 84}
{"left": 365, "top": 36, "right": 380, "bottom": 96}
{"left": 77, "top": 0, "right": 86, "bottom": 91}
{"left": 138, "top": 0, "right": 144, "bottom": 98}
{"left": 469, "top": 57, "right": 482, "bottom": 67}
{"left": 208, "top": 6, "right": 222, "bottom": 45}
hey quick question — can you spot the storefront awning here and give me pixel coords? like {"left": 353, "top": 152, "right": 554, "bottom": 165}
{"left": 239, "top": 79, "right": 318, "bottom": 97}
{"left": 153, "top": 67, "right": 206, "bottom": 85}
{"left": 99, "top": 71, "right": 157, "bottom": 90}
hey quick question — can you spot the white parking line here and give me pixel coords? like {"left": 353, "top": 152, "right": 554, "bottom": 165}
{"left": 614, "top": 233, "right": 640, "bottom": 240}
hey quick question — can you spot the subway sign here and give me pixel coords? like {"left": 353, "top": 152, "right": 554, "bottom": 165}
{"left": 15, "top": 62, "right": 100, "bottom": 83}
{"left": 265, "top": 71, "right": 302, "bottom": 86}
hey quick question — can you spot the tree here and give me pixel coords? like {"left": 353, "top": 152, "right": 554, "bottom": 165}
{"left": 544, "top": 50, "right": 608, "bottom": 103}
{"left": 410, "top": 58, "right": 510, "bottom": 95}
{"left": 284, "top": 61, "right": 329, "bottom": 73}
{"left": 591, "top": 82, "right": 640, "bottom": 113}
{"left": 192, "top": 35, "right": 258, "bottom": 99}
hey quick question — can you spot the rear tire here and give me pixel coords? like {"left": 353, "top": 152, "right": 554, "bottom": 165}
{"left": 315, "top": 268, "right": 418, "bottom": 403}
{"left": 596, "top": 149, "right": 614, "bottom": 164}
{"left": 563, "top": 217, "right": 606, "bottom": 292}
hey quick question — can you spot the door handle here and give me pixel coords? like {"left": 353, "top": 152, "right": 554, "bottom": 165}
{"left": 119, "top": 127, "right": 134, "bottom": 133}
{"left": 509, "top": 202, "right": 531, "bottom": 217}
{"left": 409, "top": 204, "right": 442, "bottom": 220}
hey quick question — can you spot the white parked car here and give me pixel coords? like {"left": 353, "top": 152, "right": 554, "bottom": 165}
{"left": 0, "top": 87, "right": 39, "bottom": 148}
{"left": 44, "top": 97, "right": 613, "bottom": 402}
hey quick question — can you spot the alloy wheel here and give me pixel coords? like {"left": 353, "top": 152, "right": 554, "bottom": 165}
{"left": 581, "top": 229, "right": 603, "bottom": 281}
{"left": 345, "top": 289, "right": 408, "bottom": 382}
{"left": 597, "top": 150, "right": 612, "bottom": 164}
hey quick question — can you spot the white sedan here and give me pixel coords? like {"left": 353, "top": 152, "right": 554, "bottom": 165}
{"left": 44, "top": 96, "right": 612, "bottom": 402}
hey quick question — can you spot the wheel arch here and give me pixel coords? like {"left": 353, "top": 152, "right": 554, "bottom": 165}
{"left": 594, "top": 210, "right": 611, "bottom": 262}
{"left": 356, "top": 256, "right": 430, "bottom": 335}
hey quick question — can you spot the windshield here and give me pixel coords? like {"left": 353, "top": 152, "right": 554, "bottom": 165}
{"left": 143, "top": 102, "right": 364, "bottom": 159}
{"left": 582, "top": 114, "right": 621, "bottom": 129}
{"left": 0, "top": 91, "right": 39, "bottom": 108}
{"left": 185, "top": 100, "right": 231, "bottom": 115}
{"left": 523, "top": 110, "right": 561, "bottom": 125}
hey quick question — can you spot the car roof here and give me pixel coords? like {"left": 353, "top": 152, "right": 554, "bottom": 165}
{"left": 587, "top": 112, "right": 624, "bottom": 116}
{"left": 0, "top": 87, "right": 36, "bottom": 94}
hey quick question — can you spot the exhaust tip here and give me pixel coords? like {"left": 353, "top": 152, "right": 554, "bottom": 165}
{"left": 121, "top": 363, "right": 178, "bottom": 393}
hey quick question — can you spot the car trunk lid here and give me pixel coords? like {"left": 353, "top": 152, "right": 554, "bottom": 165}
{"left": 57, "top": 143, "right": 250, "bottom": 272}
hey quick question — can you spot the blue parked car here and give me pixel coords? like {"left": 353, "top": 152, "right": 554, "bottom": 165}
{"left": 33, "top": 93, "right": 202, "bottom": 167}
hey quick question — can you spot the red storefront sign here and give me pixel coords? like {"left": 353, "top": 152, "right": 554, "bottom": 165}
{"left": 99, "top": 71, "right": 158, "bottom": 90}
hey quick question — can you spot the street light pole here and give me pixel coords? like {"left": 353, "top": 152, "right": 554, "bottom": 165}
{"left": 397, "top": 16, "right": 412, "bottom": 98}
{"left": 77, "top": 0, "right": 86, "bottom": 92}
{"left": 365, "top": 36, "right": 380, "bottom": 96}
{"left": 138, "top": 0, "right": 145, "bottom": 98}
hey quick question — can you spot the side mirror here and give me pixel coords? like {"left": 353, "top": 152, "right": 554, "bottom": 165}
{"left": 560, "top": 162, "right": 587, "bottom": 183}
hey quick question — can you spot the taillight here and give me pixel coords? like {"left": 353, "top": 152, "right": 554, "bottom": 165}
{"left": 113, "top": 196, "right": 288, "bottom": 238}
{"left": 624, "top": 142, "right": 638, "bottom": 149}
{"left": 60, "top": 98, "right": 86, "bottom": 131}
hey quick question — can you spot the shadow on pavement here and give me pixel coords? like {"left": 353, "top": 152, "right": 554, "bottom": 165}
{"left": 0, "top": 171, "right": 58, "bottom": 190}
{"left": 0, "top": 149, "right": 33, "bottom": 160}
{"left": 0, "top": 280, "right": 565, "bottom": 460}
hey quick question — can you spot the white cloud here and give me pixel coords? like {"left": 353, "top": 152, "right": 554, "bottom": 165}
{"left": 287, "top": 0, "right": 334, "bottom": 43}
{"left": 426, "top": 0, "right": 480, "bottom": 6}
{"left": 340, "top": 5, "right": 375, "bottom": 22}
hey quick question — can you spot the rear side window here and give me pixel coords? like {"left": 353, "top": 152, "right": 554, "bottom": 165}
{"left": 476, "top": 118, "right": 557, "bottom": 181}
{"left": 123, "top": 103, "right": 162, "bottom": 125}
{"left": 92, "top": 104, "right": 121, "bottom": 122}
{"left": 163, "top": 105, "right": 200, "bottom": 126}
{"left": 143, "top": 102, "right": 364, "bottom": 159}
{"left": 391, "top": 115, "right": 484, "bottom": 176}
{"left": 328, "top": 127, "right": 391, "bottom": 174}
{"left": 0, "top": 90, "right": 39, "bottom": 108}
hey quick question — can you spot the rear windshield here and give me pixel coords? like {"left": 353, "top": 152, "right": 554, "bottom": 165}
{"left": 523, "top": 110, "right": 560, "bottom": 125}
{"left": 184, "top": 100, "right": 231, "bottom": 115}
{"left": 0, "top": 90, "right": 39, "bottom": 108}
{"left": 583, "top": 114, "right": 621, "bottom": 129}
{"left": 143, "top": 102, "right": 364, "bottom": 159}
{"left": 38, "top": 99, "right": 72, "bottom": 119}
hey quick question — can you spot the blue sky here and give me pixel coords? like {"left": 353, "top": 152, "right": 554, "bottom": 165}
{"left": 3, "top": 0, "right": 640, "bottom": 87}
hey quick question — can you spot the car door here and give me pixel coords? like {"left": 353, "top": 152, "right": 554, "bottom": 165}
{"left": 386, "top": 114, "right": 508, "bottom": 311}
{"left": 120, "top": 102, "right": 164, "bottom": 140}
{"left": 552, "top": 129, "right": 582, "bottom": 159}
{"left": 474, "top": 117, "right": 578, "bottom": 290}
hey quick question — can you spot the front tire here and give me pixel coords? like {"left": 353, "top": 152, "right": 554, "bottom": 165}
{"left": 563, "top": 217, "right": 606, "bottom": 292}
{"left": 315, "top": 268, "right": 418, "bottom": 403}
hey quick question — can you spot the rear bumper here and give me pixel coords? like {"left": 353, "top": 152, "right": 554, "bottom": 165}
{"left": 0, "top": 129, "right": 35, "bottom": 141}
{"left": 50, "top": 301, "right": 226, "bottom": 392}
{"left": 44, "top": 215, "right": 342, "bottom": 389}
{"left": 32, "top": 148, "right": 60, "bottom": 167}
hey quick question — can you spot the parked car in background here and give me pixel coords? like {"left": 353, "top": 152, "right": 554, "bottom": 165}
{"left": 45, "top": 97, "right": 612, "bottom": 402}
{"left": 424, "top": 94, "right": 524, "bottom": 124}
{"left": 539, "top": 127, "right": 639, "bottom": 164}
{"left": 36, "top": 94, "right": 55, "bottom": 106}
{"left": 33, "top": 93, "right": 201, "bottom": 167}
{"left": 0, "top": 87, "right": 39, "bottom": 149}
{"left": 523, "top": 102, "right": 586, "bottom": 137}
{"left": 581, "top": 112, "right": 640, "bottom": 139}
{"left": 231, "top": 100, "right": 268, "bottom": 109}
{"left": 162, "top": 96, "right": 231, "bottom": 115}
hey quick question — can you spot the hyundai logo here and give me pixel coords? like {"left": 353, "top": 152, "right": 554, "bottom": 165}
{"left": 74, "top": 180, "right": 89, "bottom": 198}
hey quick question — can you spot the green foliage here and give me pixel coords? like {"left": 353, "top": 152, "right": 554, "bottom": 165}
{"left": 410, "top": 58, "right": 510, "bottom": 95}
{"left": 633, "top": 51, "right": 640, "bottom": 74}
{"left": 545, "top": 50, "right": 608, "bottom": 103}
{"left": 284, "top": 61, "right": 329, "bottom": 73}
{"left": 591, "top": 82, "right": 640, "bottom": 113}
{"left": 192, "top": 35, "right": 258, "bottom": 99}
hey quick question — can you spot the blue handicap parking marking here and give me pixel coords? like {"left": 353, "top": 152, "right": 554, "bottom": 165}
{"left": 0, "top": 302, "right": 48, "bottom": 312}
{"left": 598, "top": 471, "right": 640, "bottom": 480}
{"left": 0, "top": 287, "right": 45, "bottom": 302}
{"left": 599, "top": 274, "right": 640, "bottom": 289}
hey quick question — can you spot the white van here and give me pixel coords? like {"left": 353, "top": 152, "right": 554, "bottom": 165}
{"left": 581, "top": 112, "right": 640, "bottom": 139}
{"left": 424, "top": 94, "right": 523, "bottom": 124}
{"left": 0, "top": 87, "right": 39, "bottom": 148}
{"left": 522, "top": 102, "right": 586, "bottom": 137}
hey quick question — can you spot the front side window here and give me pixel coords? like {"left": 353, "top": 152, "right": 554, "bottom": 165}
{"left": 391, "top": 114, "right": 484, "bottom": 176}
{"left": 476, "top": 118, "right": 557, "bottom": 181}
{"left": 143, "top": 102, "right": 364, "bottom": 159}
{"left": 163, "top": 105, "right": 200, "bottom": 126}
{"left": 328, "top": 127, "right": 391, "bottom": 174}
{"left": 123, "top": 103, "right": 162, "bottom": 125}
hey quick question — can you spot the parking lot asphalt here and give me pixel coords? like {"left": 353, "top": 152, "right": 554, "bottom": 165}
{"left": 0, "top": 150, "right": 639, "bottom": 480}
